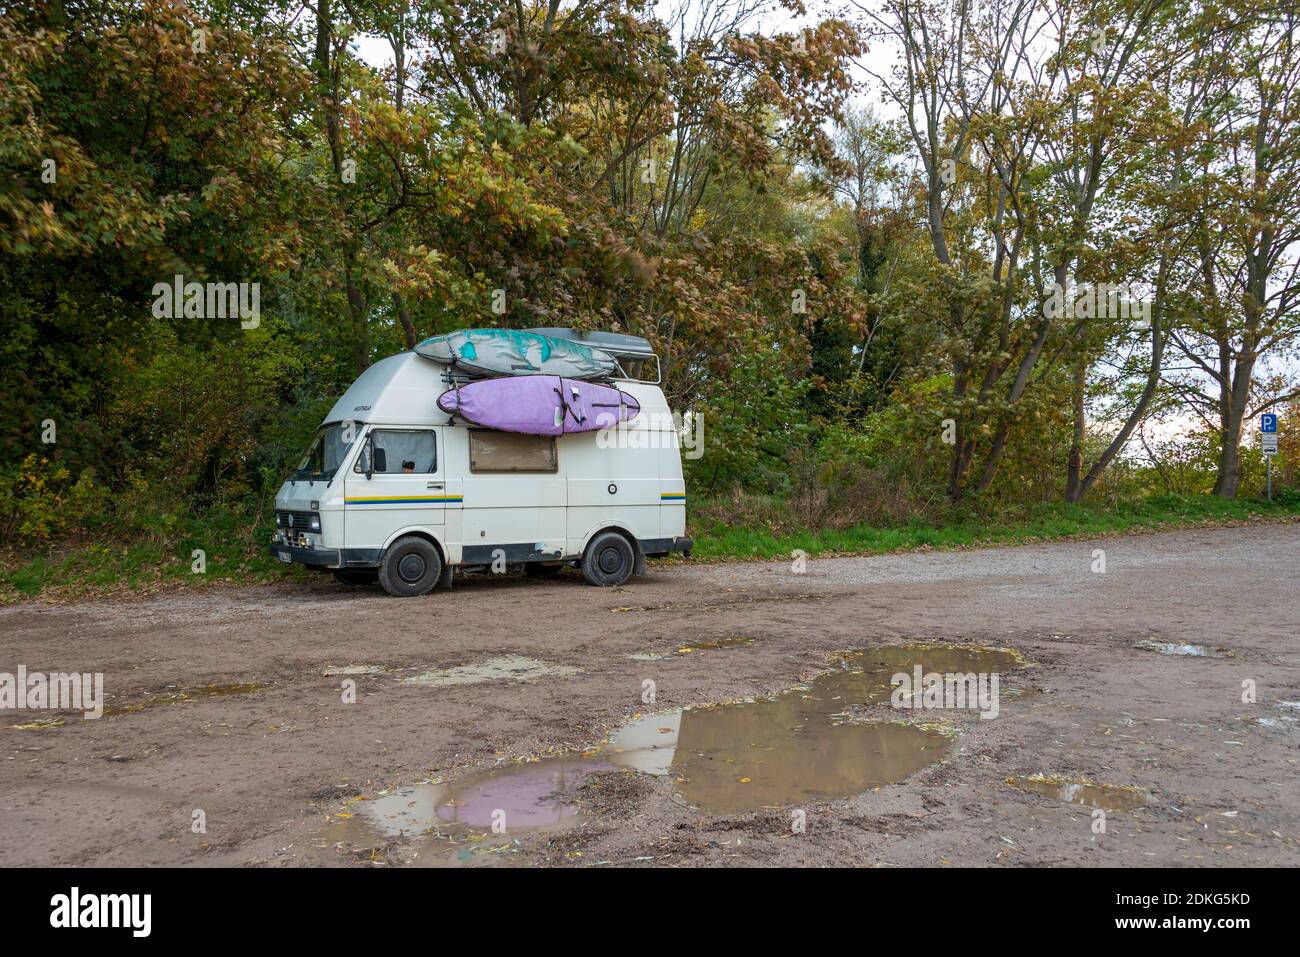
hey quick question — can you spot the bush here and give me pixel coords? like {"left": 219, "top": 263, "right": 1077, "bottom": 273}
{"left": 1273, "top": 485, "right": 1300, "bottom": 508}
{"left": 0, "top": 454, "right": 108, "bottom": 544}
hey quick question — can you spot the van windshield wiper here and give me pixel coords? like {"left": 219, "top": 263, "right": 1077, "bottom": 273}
{"left": 291, "top": 468, "right": 330, "bottom": 485}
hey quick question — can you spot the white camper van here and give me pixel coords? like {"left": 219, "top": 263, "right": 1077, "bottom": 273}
{"left": 269, "top": 330, "right": 692, "bottom": 597}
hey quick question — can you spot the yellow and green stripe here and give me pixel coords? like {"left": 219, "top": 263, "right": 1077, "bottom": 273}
{"left": 660, "top": 491, "right": 686, "bottom": 502}
{"left": 345, "top": 495, "right": 463, "bottom": 505}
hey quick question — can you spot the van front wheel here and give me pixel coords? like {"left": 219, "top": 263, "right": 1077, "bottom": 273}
{"left": 581, "top": 532, "right": 635, "bottom": 587}
{"left": 378, "top": 537, "right": 443, "bottom": 597}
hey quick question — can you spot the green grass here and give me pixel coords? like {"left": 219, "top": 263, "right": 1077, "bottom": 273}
{"left": 2, "top": 492, "right": 1296, "bottom": 602}
{"left": 688, "top": 492, "right": 1300, "bottom": 561}
{"left": 0, "top": 510, "right": 308, "bottom": 602}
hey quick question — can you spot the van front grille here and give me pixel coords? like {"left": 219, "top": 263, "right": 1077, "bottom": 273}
{"left": 277, "top": 510, "right": 318, "bottom": 530}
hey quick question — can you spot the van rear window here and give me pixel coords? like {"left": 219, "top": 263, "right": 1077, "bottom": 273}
{"left": 468, "top": 430, "right": 558, "bottom": 473}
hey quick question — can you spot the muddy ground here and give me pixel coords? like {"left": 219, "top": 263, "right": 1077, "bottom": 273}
{"left": 2, "top": 523, "right": 1298, "bottom": 867}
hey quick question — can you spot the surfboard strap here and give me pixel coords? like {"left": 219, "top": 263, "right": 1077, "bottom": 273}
{"left": 553, "top": 383, "right": 586, "bottom": 427}
{"left": 447, "top": 380, "right": 464, "bottom": 425}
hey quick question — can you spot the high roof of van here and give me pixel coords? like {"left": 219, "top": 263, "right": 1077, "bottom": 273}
{"left": 325, "top": 351, "right": 670, "bottom": 426}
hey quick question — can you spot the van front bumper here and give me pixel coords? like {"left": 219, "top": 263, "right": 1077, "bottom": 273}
{"left": 269, "top": 543, "right": 340, "bottom": 568}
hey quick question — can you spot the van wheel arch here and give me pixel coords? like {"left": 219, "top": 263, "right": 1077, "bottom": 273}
{"left": 581, "top": 527, "right": 642, "bottom": 586}
{"left": 380, "top": 530, "right": 447, "bottom": 568}
{"left": 377, "top": 533, "right": 445, "bottom": 597}
{"left": 584, "top": 525, "right": 646, "bottom": 574}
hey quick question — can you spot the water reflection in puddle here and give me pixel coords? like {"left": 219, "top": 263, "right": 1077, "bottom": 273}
{"left": 323, "top": 664, "right": 388, "bottom": 676}
{"left": 1002, "top": 686, "right": 1043, "bottom": 699}
{"left": 320, "top": 643, "right": 1028, "bottom": 860}
{"left": 103, "top": 682, "right": 265, "bottom": 717}
{"left": 7, "top": 682, "right": 265, "bottom": 730}
{"left": 351, "top": 758, "right": 614, "bottom": 839}
{"left": 9, "top": 717, "right": 65, "bottom": 731}
{"left": 1008, "top": 775, "right": 1149, "bottom": 810}
{"left": 1134, "top": 639, "right": 1229, "bottom": 658}
{"left": 617, "top": 702, "right": 948, "bottom": 812}
{"left": 628, "top": 635, "right": 756, "bottom": 660}
{"left": 400, "top": 656, "right": 580, "bottom": 687}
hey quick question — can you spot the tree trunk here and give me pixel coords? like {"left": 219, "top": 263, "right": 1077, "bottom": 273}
{"left": 1068, "top": 266, "right": 1170, "bottom": 503}
{"left": 347, "top": 267, "right": 370, "bottom": 373}
{"left": 1065, "top": 358, "right": 1086, "bottom": 500}
{"left": 946, "top": 360, "right": 968, "bottom": 502}
{"left": 392, "top": 291, "right": 416, "bottom": 350}
{"left": 1213, "top": 423, "right": 1242, "bottom": 497}
{"left": 316, "top": 1, "right": 369, "bottom": 369}
{"left": 1213, "top": 351, "right": 1254, "bottom": 498}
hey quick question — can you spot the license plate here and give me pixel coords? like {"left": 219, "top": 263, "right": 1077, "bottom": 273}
{"left": 278, "top": 551, "right": 292, "bottom": 563}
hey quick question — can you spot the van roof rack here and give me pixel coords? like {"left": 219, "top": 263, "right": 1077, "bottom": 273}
{"left": 525, "top": 327, "right": 659, "bottom": 383}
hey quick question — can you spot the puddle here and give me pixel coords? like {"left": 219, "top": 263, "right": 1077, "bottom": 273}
{"left": 1002, "top": 686, "right": 1043, "bottom": 700}
{"left": 400, "top": 656, "right": 580, "bottom": 688}
{"left": 1256, "top": 701, "right": 1300, "bottom": 730}
{"left": 611, "top": 594, "right": 833, "bottom": 614}
{"left": 824, "top": 644, "right": 1023, "bottom": 705}
{"left": 103, "top": 682, "right": 264, "bottom": 717}
{"left": 614, "top": 702, "right": 949, "bottom": 813}
{"left": 628, "top": 635, "right": 755, "bottom": 660}
{"left": 620, "top": 642, "right": 1024, "bottom": 811}
{"left": 1134, "top": 639, "right": 1229, "bottom": 658}
{"left": 1256, "top": 716, "right": 1298, "bottom": 730}
{"left": 322, "top": 643, "right": 1027, "bottom": 861}
{"left": 318, "top": 754, "right": 632, "bottom": 864}
{"left": 347, "top": 759, "right": 607, "bottom": 838}
{"left": 9, "top": 717, "right": 65, "bottom": 731}
{"left": 7, "top": 684, "right": 262, "bottom": 728}
{"left": 323, "top": 664, "right": 388, "bottom": 676}
{"left": 1008, "top": 775, "right": 1150, "bottom": 810}
{"left": 326, "top": 658, "right": 581, "bottom": 686}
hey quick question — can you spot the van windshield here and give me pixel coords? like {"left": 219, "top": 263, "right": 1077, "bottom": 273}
{"left": 291, "top": 423, "right": 354, "bottom": 483}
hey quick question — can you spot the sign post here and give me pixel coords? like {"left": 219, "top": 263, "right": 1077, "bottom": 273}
{"left": 1261, "top": 414, "right": 1278, "bottom": 502}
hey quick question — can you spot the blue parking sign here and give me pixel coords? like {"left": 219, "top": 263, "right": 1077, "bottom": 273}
{"left": 1261, "top": 414, "right": 1277, "bottom": 433}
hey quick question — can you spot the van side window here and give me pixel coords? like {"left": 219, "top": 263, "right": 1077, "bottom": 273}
{"left": 369, "top": 430, "right": 436, "bottom": 474}
{"left": 468, "top": 430, "right": 557, "bottom": 473}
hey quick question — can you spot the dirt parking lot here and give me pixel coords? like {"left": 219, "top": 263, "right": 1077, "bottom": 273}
{"left": 2, "top": 523, "right": 1298, "bottom": 867}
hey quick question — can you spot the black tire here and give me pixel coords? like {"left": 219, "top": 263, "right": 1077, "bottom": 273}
{"left": 378, "top": 537, "right": 442, "bottom": 597}
{"left": 581, "top": 532, "right": 635, "bottom": 587}
{"left": 333, "top": 569, "right": 378, "bottom": 586}
{"left": 524, "top": 562, "right": 563, "bottom": 579}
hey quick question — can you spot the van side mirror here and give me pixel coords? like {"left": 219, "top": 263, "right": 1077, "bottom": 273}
{"left": 372, "top": 447, "right": 386, "bottom": 475}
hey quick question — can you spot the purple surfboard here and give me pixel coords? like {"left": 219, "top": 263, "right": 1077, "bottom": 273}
{"left": 437, "top": 375, "right": 641, "bottom": 436}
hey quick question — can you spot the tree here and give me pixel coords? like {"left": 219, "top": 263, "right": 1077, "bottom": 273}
{"left": 1166, "top": 1, "right": 1300, "bottom": 497}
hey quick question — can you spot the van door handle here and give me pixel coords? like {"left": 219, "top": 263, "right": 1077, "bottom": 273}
{"left": 427, "top": 482, "right": 444, "bottom": 489}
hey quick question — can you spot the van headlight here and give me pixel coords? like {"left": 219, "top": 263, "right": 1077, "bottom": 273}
{"left": 310, "top": 515, "right": 321, "bottom": 532}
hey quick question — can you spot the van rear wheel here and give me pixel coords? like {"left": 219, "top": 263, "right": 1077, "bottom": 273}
{"left": 581, "top": 532, "right": 635, "bottom": 587}
{"left": 378, "top": 537, "right": 442, "bottom": 597}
